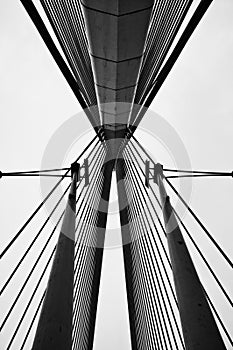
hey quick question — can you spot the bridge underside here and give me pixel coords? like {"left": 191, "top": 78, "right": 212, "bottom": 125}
{"left": 82, "top": 0, "right": 154, "bottom": 150}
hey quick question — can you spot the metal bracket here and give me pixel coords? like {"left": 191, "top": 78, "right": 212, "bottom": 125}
{"left": 145, "top": 160, "right": 164, "bottom": 187}
{"left": 71, "top": 159, "right": 89, "bottom": 186}
{"left": 84, "top": 159, "right": 89, "bottom": 186}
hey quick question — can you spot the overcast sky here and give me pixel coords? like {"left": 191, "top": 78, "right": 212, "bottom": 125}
{"left": 0, "top": 0, "right": 233, "bottom": 349}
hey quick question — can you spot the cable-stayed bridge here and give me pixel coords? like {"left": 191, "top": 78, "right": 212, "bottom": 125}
{"left": 0, "top": 1, "right": 232, "bottom": 349}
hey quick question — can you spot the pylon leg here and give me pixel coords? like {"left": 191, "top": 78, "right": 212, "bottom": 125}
{"left": 157, "top": 174, "right": 226, "bottom": 350}
{"left": 86, "top": 154, "right": 114, "bottom": 349}
{"left": 32, "top": 169, "right": 78, "bottom": 350}
{"left": 116, "top": 157, "right": 138, "bottom": 350}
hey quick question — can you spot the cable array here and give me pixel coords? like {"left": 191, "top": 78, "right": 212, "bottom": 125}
{"left": 40, "top": 0, "right": 97, "bottom": 107}
{"left": 125, "top": 136, "right": 233, "bottom": 348}
{"left": 0, "top": 135, "right": 97, "bottom": 260}
{"left": 72, "top": 148, "right": 115, "bottom": 350}
{"left": 0, "top": 137, "right": 104, "bottom": 349}
{"left": 117, "top": 149, "right": 185, "bottom": 349}
{"left": 128, "top": 0, "right": 214, "bottom": 131}
{"left": 134, "top": 0, "right": 193, "bottom": 106}
{"left": 20, "top": 0, "right": 101, "bottom": 130}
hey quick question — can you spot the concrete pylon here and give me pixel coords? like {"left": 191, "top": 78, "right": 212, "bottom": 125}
{"left": 155, "top": 164, "right": 226, "bottom": 350}
{"left": 86, "top": 153, "right": 115, "bottom": 350}
{"left": 116, "top": 157, "right": 138, "bottom": 350}
{"left": 32, "top": 166, "right": 78, "bottom": 350}
{"left": 82, "top": 0, "right": 154, "bottom": 157}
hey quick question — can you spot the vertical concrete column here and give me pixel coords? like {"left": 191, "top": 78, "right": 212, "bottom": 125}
{"left": 156, "top": 167, "right": 226, "bottom": 350}
{"left": 86, "top": 153, "right": 115, "bottom": 350}
{"left": 32, "top": 166, "right": 78, "bottom": 350}
{"left": 116, "top": 157, "right": 138, "bottom": 350}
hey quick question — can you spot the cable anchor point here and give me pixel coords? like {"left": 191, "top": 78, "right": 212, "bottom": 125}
{"left": 71, "top": 159, "right": 89, "bottom": 186}
{"left": 145, "top": 160, "right": 164, "bottom": 188}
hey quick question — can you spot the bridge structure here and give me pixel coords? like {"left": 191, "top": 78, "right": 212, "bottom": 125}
{"left": 0, "top": 1, "right": 232, "bottom": 349}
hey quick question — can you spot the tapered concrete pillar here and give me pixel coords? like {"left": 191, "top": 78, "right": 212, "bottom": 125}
{"left": 116, "top": 157, "right": 138, "bottom": 350}
{"left": 86, "top": 152, "right": 115, "bottom": 350}
{"left": 32, "top": 165, "right": 78, "bottom": 350}
{"left": 156, "top": 165, "right": 226, "bottom": 350}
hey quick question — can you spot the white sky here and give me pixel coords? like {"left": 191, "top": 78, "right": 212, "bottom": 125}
{"left": 0, "top": 0, "right": 233, "bottom": 349}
